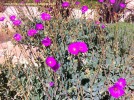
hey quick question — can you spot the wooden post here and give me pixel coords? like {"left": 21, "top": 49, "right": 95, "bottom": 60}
{"left": 0, "top": 2, "right": 6, "bottom": 12}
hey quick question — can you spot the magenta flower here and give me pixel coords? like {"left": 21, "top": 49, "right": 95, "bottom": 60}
{"left": 46, "top": 56, "right": 60, "bottom": 72}
{"left": 75, "top": 1, "right": 80, "bottom": 5}
{"left": 62, "top": 1, "right": 70, "bottom": 8}
{"left": 95, "top": 21, "right": 100, "bottom": 25}
{"left": 10, "top": 15, "right": 16, "bottom": 21}
{"left": 98, "top": 0, "right": 104, "bottom": 3}
{"left": 35, "top": 23, "right": 44, "bottom": 30}
{"left": 13, "top": 20, "right": 21, "bottom": 26}
{"left": 52, "top": 62, "right": 60, "bottom": 72}
{"left": 108, "top": 84, "right": 125, "bottom": 98}
{"left": 13, "top": 33, "right": 22, "bottom": 41}
{"left": 101, "top": 24, "right": 105, "bottom": 29}
{"left": 68, "top": 42, "right": 79, "bottom": 55}
{"left": 46, "top": 56, "right": 57, "bottom": 68}
{"left": 0, "top": 16, "right": 5, "bottom": 21}
{"left": 119, "top": 3, "right": 126, "bottom": 8}
{"left": 41, "top": 12, "right": 51, "bottom": 21}
{"left": 116, "top": 78, "right": 126, "bottom": 88}
{"left": 49, "top": 81, "right": 54, "bottom": 87}
{"left": 110, "top": 0, "right": 116, "bottom": 4}
{"left": 81, "top": 5, "right": 88, "bottom": 14}
{"left": 77, "top": 41, "right": 88, "bottom": 53}
{"left": 27, "top": 29, "right": 37, "bottom": 37}
{"left": 41, "top": 36, "right": 51, "bottom": 47}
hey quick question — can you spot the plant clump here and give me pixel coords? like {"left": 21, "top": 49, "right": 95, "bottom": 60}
{"left": 0, "top": 0, "right": 133, "bottom": 100}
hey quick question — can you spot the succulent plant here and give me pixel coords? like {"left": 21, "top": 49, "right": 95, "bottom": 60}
{"left": 0, "top": 1, "right": 134, "bottom": 100}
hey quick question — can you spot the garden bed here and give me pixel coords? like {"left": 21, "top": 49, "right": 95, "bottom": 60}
{"left": 0, "top": 0, "right": 134, "bottom": 100}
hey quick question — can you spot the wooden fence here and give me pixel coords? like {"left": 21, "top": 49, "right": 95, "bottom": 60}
{"left": 3, "top": 3, "right": 56, "bottom": 6}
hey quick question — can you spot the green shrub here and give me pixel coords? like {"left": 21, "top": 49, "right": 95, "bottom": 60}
{"left": 0, "top": 1, "right": 134, "bottom": 100}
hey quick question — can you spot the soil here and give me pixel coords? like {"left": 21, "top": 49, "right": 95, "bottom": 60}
{"left": 0, "top": 32, "right": 13, "bottom": 43}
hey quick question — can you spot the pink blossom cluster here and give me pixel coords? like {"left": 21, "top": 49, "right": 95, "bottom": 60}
{"left": 0, "top": 16, "right": 5, "bottom": 21}
{"left": 12, "top": 12, "right": 51, "bottom": 41}
{"left": 81, "top": 5, "right": 88, "bottom": 14}
{"left": 45, "top": 56, "right": 60, "bottom": 72}
{"left": 13, "top": 33, "right": 22, "bottom": 41}
{"left": 108, "top": 78, "right": 126, "bottom": 98}
{"left": 49, "top": 81, "right": 54, "bottom": 87}
{"left": 10, "top": 15, "right": 21, "bottom": 26}
{"left": 68, "top": 41, "right": 88, "bottom": 55}
{"left": 62, "top": 1, "right": 70, "bottom": 8}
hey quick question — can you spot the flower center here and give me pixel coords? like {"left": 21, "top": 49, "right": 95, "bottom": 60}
{"left": 114, "top": 87, "right": 118, "bottom": 91}
{"left": 49, "top": 61, "right": 52, "bottom": 64}
{"left": 73, "top": 48, "right": 76, "bottom": 51}
{"left": 80, "top": 47, "right": 82, "bottom": 50}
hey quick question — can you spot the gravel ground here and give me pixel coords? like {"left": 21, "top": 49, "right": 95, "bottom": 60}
{"left": 0, "top": 41, "right": 39, "bottom": 65}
